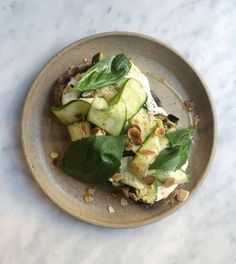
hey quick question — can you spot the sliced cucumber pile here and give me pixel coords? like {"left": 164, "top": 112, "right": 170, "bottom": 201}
{"left": 51, "top": 99, "right": 90, "bottom": 125}
{"left": 67, "top": 121, "right": 91, "bottom": 141}
{"left": 110, "top": 78, "right": 147, "bottom": 119}
{"left": 130, "top": 121, "right": 168, "bottom": 178}
{"left": 87, "top": 97, "right": 126, "bottom": 136}
{"left": 130, "top": 108, "right": 161, "bottom": 141}
{"left": 154, "top": 169, "right": 189, "bottom": 184}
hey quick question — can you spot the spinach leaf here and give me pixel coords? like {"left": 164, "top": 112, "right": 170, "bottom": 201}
{"left": 166, "top": 128, "right": 193, "bottom": 147}
{"left": 62, "top": 135, "right": 126, "bottom": 184}
{"left": 74, "top": 54, "right": 131, "bottom": 91}
{"left": 150, "top": 128, "right": 193, "bottom": 171}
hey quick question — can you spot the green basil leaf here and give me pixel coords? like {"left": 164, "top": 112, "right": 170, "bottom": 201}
{"left": 150, "top": 128, "right": 193, "bottom": 171}
{"left": 62, "top": 135, "right": 126, "bottom": 184}
{"left": 150, "top": 146, "right": 181, "bottom": 171}
{"left": 166, "top": 127, "right": 193, "bottom": 147}
{"left": 74, "top": 54, "right": 131, "bottom": 91}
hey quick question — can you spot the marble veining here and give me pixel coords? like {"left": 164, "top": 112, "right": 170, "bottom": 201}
{"left": 0, "top": 0, "right": 236, "bottom": 263}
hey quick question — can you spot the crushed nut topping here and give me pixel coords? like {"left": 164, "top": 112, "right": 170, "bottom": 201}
{"left": 139, "top": 149, "right": 156, "bottom": 155}
{"left": 122, "top": 187, "right": 130, "bottom": 198}
{"left": 111, "top": 173, "right": 124, "bottom": 182}
{"left": 111, "top": 193, "right": 118, "bottom": 198}
{"left": 83, "top": 58, "right": 88, "bottom": 63}
{"left": 108, "top": 205, "right": 115, "bottom": 213}
{"left": 176, "top": 188, "right": 189, "bottom": 202}
{"left": 193, "top": 114, "right": 200, "bottom": 127}
{"left": 50, "top": 151, "right": 59, "bottom": 166}
{"left": 131, "top": 124, "right": 142, "bottom": 132}
{"left": 91, "top": 127, "right": 106, "bottom": 136}
{"left": 86, "top": 187, "right": 95, "bottom": 196}
{"left": 84, "top": 186, "right": 95, "bottom": 204}
{"left": 164, "top": 177, "right": 176, "bottom": 187}
{"left": 84, "top": 194, "right": 94, "bottom": 204}
{"left": 127, "top": 126, "right": 142, "bottom": 145}
{"left": 184, "top": 100, "right": 194, "bottom": 112}
{"left": 143, "top": 175, "right": 155, "bottom": 185}
{"left": 50, "top": 151, "right": 59, "bottom": 159}
{"left": 120, "top": 198, "right": 128, "bottom": 207}
{"left": 125, "top": 143, "right": 134, "bottom": 151}
{"left": 129, "top": 192, "right": 139, "bottom": 202}
{"left": 131, "top": 164, "right": 142, "bottom": 174}
{"left": 155, "top": 127, "right": 165, "bottom": 137}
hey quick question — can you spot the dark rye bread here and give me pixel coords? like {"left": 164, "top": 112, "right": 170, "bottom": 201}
{"left": 52, "top": 62, "right": 91, "bottom": 106}
{"left": 52, "top": 63, "right": 163, "bottom": 107}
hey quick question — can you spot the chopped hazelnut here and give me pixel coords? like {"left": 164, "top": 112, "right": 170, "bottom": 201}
{"left": 86, "top": 187, "right": 95, "bottom": 196}
{"left": 127, "top": 126, "right": 142, "bottom": 145}
{"left": 111, "top": 193, "right": 118, "bottom": 198}
{"left": 143, "top": 175, "right": 155, "bottom": 185}
{"left": 184, "top": 100, "right": 194, "bottom": 112}
{"left": 164, "top": 177, "right": 176, "bottom": 188}
{"left": 125, "top": 143, "right": 134, "bottom": 151}
{"left": 111, "top": 173, "right": 124, "bottom": 182}
{"left": 131, "top": 164, "right": 142, "bottom": 174}
{"left": 50, "top": 151, "right": 59, "bottom": 159}
{"left": 108, "top": 205, "right": 115, "bottom": 213}
{"left": 122, "top": 187, "right": 130, "bottom": 198}
{"left": 120, "top": 198, "right": 128, "bottom": 207}
{"left": 193, "top": 114, "right": 200, "bottom": 127}
{"left": 176, "top": 188, "right": 189, "bottom": 202}
{"left": 139, "top": 149, "right": 156, "bottom": 155}
{"left": 84, "top": 194, "right": 94, "bottom": 204}
{"left": 129, "top": 192, "right": 139, "bottom": 202}
{"left": 131, "top": 124, "right": 142, "bottom": 132}
{"left": 155, "top": 127, "right": 165, "bottom": 137}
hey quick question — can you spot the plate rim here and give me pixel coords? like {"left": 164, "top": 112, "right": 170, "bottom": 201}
{"left": 21, "top": 31, "right": 217, "bottom": 228}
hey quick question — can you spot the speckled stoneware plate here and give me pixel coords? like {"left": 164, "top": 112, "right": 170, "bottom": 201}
{"left": 22, "top": 32, "right": 216, "bottom": 228}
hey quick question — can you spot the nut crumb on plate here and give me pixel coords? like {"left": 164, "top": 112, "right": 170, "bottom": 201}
{"left": 193, "top": 114, "right": 200, "bottom": 127}
{"left": 111, "top": 193, "right": 118, "bottom": 198}
{"left": 164, "top": 177, "right": 176, "bottom": 187}
{"left": 83, "top": 186, "right": 95, "bottom": 203}
{"left": 184, "top": 100, "right": 194, "bottom": 112}
{"left": 176, "top": 188, "right": 189, "bottom": 202}
{"left": 108, "top": 205, "right": 115, "bottom": 213}
{"left": 122, "top": 187, "right": 130, "bottom": 198}
{"left": 129, "top": 192, "right": 139, "bottom": 202}
{"left": 86, "top": 187, "right": 95, "bottom": 196}
{"left": 84, "top": 194, "right": 94, "bottom": 204}
{"left": 50, "top": 151, "right": 59, "bottom": 159}
{"left": 120, "top": 198, "right": 128, "bottom": 207}
{"left": 111, "top": 173, "right": 123, "bottom": 182}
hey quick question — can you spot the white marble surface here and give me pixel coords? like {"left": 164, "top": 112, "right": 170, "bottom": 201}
{"left": 0, "top": 0, "right": 236, "bottom": 263}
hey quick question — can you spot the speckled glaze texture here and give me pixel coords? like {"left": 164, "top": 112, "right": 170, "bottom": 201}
{"left": 1, "top": 1, "right": 236, "bottom": 263}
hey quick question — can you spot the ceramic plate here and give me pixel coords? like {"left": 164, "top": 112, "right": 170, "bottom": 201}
{"left": 22, "top": 32, "right": 216, "bottom": 228}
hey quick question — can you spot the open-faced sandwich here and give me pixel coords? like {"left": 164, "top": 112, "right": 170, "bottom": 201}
{"left": 51, "top": 53, "right": 192, "bottom": 205}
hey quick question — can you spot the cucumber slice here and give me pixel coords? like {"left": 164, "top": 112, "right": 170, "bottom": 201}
{"left": 87, "top": 97, "right": 126, "bottom": 136}
{"left": 67, "top": 121, "right": 91, "bottom": 141}
{"left": 79, "top": 98, "right": 94, "bottom": 104}
{"left": 154, "top": 169, "right": 189, "bottom": 184}
{"left": 110, "top": 78, "right": 147, "bottom": 119}
{"left": 130, "top": 108, "right": 160, "bottom": 141}
{"left": 130, "top": 124, "right": 168, "bottom": 179}
{"left": 51, "top": 100, "right": 90, "bottom": 125}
